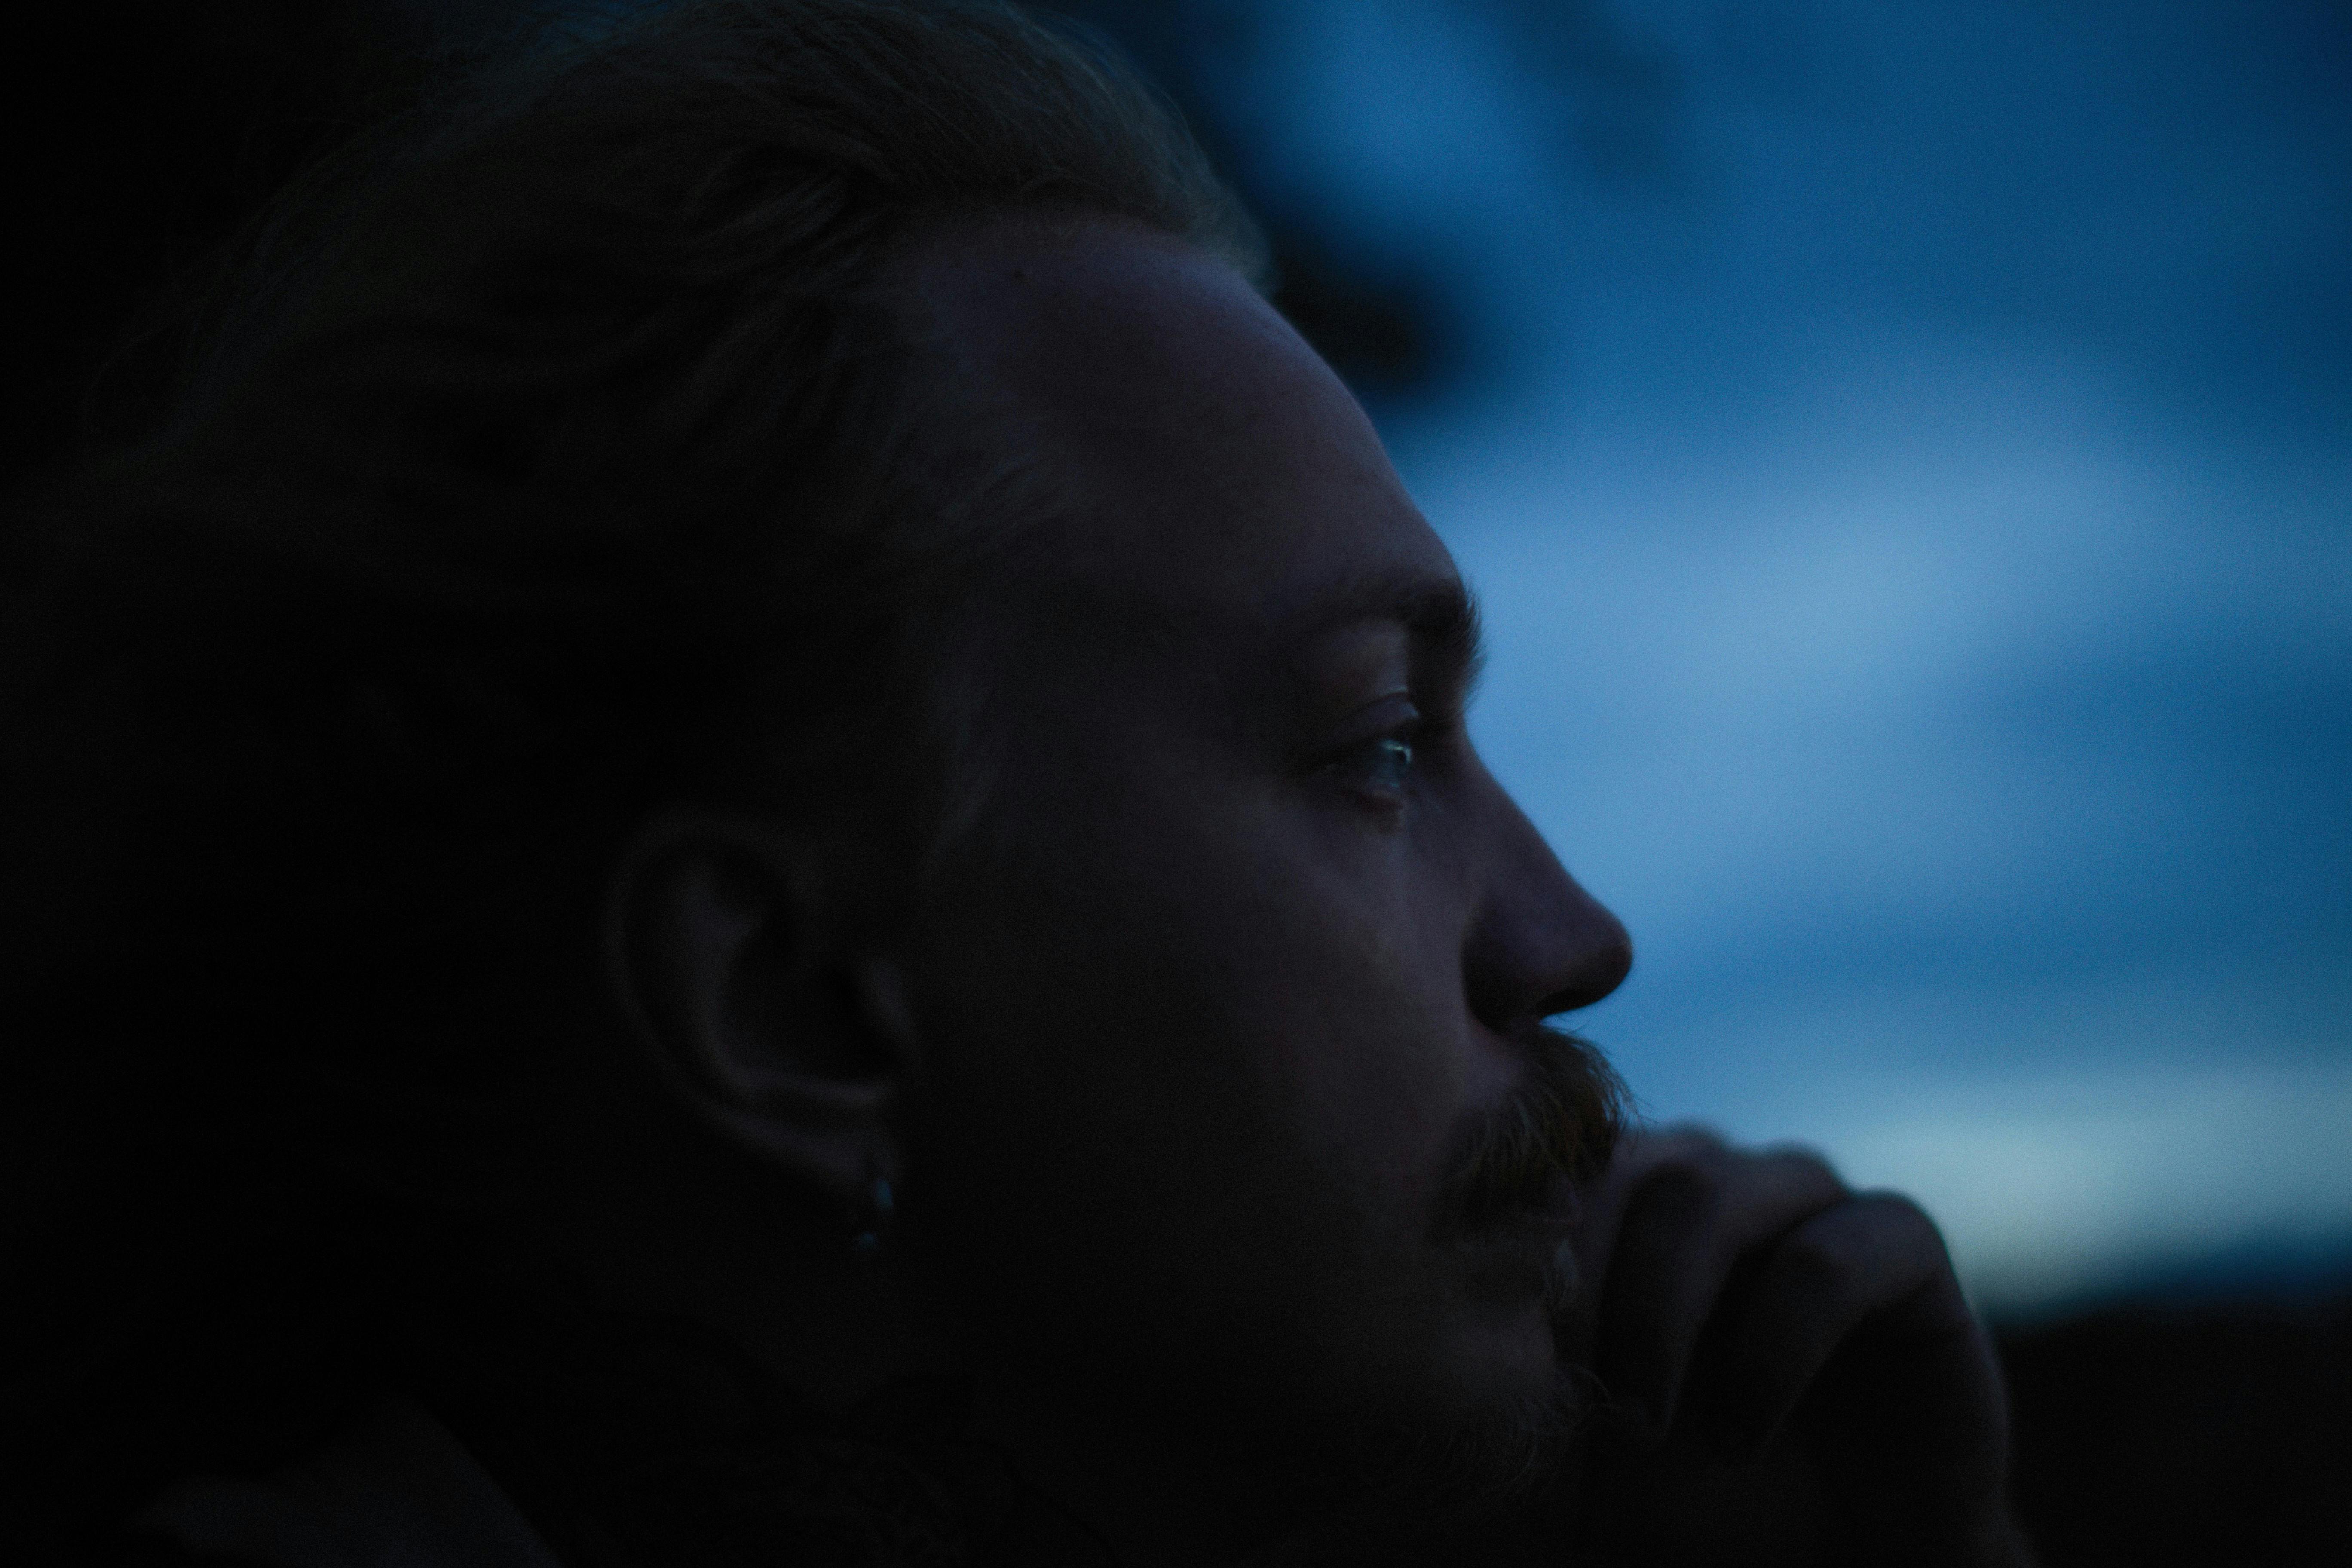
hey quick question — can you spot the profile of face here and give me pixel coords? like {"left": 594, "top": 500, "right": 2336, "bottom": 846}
{"left": 876, "top": 221, "right": 1635, "bottom": 1514}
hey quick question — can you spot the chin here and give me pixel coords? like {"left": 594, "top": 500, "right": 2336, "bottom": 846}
{"left": 1382, "top": 1348, "right": 1584, "bottom": 1513}
{"left": 1304, "top": 1291, "right": 1577, "bottom": 1517}
{"left": 1403, "top": 1245, "right": 1589, "bottom": 1504}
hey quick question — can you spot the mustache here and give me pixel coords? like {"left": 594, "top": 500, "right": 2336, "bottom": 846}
{"left": 1442, "top": 1022, "right": 1627, "bottom": 1234}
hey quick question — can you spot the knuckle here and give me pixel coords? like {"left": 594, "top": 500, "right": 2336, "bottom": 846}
{"left": 1652, "top": 1121, "right": 1730, "bottom": 1153}
{"left": 1856, "top": 1190, "right": 1953, "bottom": 1255}
{"left": 1776, "top": 1225, "right": 1858, "bottom": 1290}
{"left": 1760, "top": 1144, "right": 1846, "bottom": 1192}
{"left": 1617, "top": 1124, "right": 1727, "bottom": 1174}
{"left": 1633, "top": 1154, "right": 1727, "bottom": 1225}
{"left": 1781, "top": 1192, "right": 1959, "bottom": 1301}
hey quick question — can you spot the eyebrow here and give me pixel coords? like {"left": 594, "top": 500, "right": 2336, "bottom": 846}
{"left": 1295, "top": 568, "right": 1488, "bottom": 701}
{"left": 1406, "top": 578, "right": 1487, "bottom": 699}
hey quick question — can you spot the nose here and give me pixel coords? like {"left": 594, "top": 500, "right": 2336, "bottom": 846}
{"left": 1460, "top": 766, "right": 1633, "bottom": 1031}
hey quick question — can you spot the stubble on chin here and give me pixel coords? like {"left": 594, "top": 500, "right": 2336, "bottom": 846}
{"left": 1297, "top": 1354, "right": 1590, "bottom": 1553}
{"left": 1311, "top": 1025, "right": 1626, "bottom": 1521}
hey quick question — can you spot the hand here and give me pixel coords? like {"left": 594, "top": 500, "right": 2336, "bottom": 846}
{"left": 1555, "top": 1125, "right": 2032, "bottom": 1567}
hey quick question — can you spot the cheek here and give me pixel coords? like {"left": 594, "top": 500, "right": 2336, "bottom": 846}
{"left": 903, "top": 774, "right": 1479, "bottom": 1368}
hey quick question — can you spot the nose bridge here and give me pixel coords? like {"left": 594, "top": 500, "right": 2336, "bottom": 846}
{"left": 1458, "top": 757, "right": 1633, "bottom": 1028}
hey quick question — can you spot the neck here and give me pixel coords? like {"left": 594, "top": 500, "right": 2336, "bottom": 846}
{"left": 521, "top": 1144, "right": 954, "bottom": 1412}
{"left": 494, "top": 1170, "right": 1446, "bottom": 1566}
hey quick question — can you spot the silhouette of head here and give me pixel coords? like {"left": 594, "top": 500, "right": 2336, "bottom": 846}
{"left": 2, "top": 3, "right": 1631, "bottom": 1556}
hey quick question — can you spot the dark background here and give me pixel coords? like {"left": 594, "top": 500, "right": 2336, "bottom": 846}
{"left": 9, "top": 0, "right": 2348, "bottom": 1558}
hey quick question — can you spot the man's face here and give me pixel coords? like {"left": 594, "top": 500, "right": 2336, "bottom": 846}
{"left": 891, "top": 220, "right": 1633, "bottom": 1508}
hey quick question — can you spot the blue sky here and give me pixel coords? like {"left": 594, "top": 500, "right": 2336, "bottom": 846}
{"left": 1176, "top": 0, "right": 2352, "bottom": 1312}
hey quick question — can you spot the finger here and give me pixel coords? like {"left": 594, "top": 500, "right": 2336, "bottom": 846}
{"left": 1559, "top": 1124, "right": 1727, "bottom": 1364}
{"left": 1567, "top": 1125, "right": 1726, "bottom": 1291}
{"left": 1697, "top": 1190, "right": 1958, "bottom": 1457}
{"left": 1590, "top": 1144, "right": 1848, "bottom": 1442}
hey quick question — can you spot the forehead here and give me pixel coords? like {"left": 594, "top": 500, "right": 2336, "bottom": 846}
{"left": 903, "top": 219, "right": 1458, "bottom": 645}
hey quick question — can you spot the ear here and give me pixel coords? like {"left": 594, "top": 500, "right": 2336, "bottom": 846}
{"left": 603, "top": 812, "right": 920, "bottom": 1207}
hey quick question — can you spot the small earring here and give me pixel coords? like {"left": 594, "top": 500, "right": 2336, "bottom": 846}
{"left": 850, "top": 1175, "right": 894, "bottom": 1258}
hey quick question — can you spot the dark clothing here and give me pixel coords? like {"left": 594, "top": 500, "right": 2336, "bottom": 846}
{"left": 128, "top": 1400, "right": 564, "bottom": 1568}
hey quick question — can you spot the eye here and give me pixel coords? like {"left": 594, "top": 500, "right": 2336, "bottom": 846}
{"left": 1326, "top": 726, "right": 1419, "bottom": 798}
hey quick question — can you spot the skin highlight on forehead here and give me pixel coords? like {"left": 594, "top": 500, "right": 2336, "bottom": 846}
{"left": 903, "top": 217, "right": 1446, "bottom": 586}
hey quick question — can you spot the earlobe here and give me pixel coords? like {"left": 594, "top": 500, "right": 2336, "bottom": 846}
{"left": 603, "top": 813, "right": 916, "bottom": 1204}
